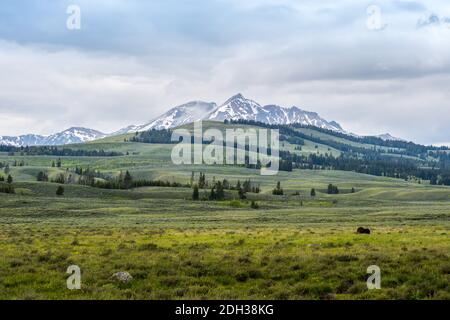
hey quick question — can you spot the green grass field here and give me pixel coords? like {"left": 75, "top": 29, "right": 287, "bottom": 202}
{"left": 0, "top": 140, "right": 449, "bottom": 300}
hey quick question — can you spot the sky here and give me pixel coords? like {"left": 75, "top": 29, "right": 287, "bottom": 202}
{"left": 0, "top": 0, "right": 450, "bottom": 145}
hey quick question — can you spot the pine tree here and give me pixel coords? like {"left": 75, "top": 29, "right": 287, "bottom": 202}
{"left": 198, "top": 172, "right": 206, "bottom": 189}
{"left": 209, "top": 186, "right": 216, "bottom": 200}
{"left": 55, "top": 173, "right": 65, "bottom": 184}
{"left": 7, "top": 175, "right": 13, "bottom": 184}
{"left": 192, "top": 184, "right": 199, "bottom": 201}
{"left": 56, "top": 186, "right": 65, "bottom": 196}
{"left": 243, "top": 179, "right": 252, "bottom": 193}
{"left": 215, "top": 181, "right": 225, "bottom": 200}
{"left": 327, "top": 184, "right": 339, "bottom": 194}
{"left": 190, "top": 171, "right": 195, "bottom": 186}
{"left": 310, "top": 188, "right": 316, "bottom": 197}
{"left": 37, "top": 171, "right": 48, "bottom": 182}
{"left": 238, "top": 187, "right": 246, "bottom": 200}
{"left": 123, "top": 171, "right": 133, "bottom": 189}
{"left": 272, "top": 181, "right": 283, "bottom": 195}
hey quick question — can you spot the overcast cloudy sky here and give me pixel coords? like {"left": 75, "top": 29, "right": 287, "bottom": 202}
{"left": 0, "top": 0, "right": 450, "bottom": 145}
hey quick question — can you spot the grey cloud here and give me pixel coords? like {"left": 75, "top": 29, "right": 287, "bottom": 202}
{"left": 0, "top": 1, "right": 450, "bottom": 145}
{"left": 391, "top": 1, "right": 427, "bottom": 12}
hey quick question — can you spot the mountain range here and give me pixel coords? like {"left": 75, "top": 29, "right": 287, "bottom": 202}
{"left": 114, "top": 93, "right": 344, "bottom": 134}
{"left": 0, "top": 127, "right": 106, "bottom": 147}
{"left": 0, "top": 94, "right": 402, "bottom": 147}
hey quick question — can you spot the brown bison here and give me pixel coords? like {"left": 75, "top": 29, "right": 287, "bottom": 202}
{"left": 357, "top": 227, "right": 371, "bottom": 234}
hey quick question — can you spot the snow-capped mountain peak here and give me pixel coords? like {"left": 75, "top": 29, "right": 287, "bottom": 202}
{"left": 0, "top": 127, "right": 106, "bottom": 147}
{"left": 115, "top": 101, "right": 217, "bottom": 133}
{"left": 114, "top": 93, "right": 345, "bottom": 134}
{"left": 373, "top": 133, "right": 405, "bottom": 142}
{"left": 44, "top": 127, "right": 107, "bottom": 145}
{"left": 206, "top": 94, "right": 343, "bottom": 131}
{"left": 0, "top": 134, "right": 46, "bottom": 147}
{"left": 1, "top": 94, "right": 346, "bottom": 146}
{"left": 207, "top": 93, "right": 266, "bottom": 122}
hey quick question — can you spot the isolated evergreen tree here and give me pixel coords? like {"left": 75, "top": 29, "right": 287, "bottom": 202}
{"left": 310, "top": 188, "right": 316, "bottom": 197}
{"left": 190, "top": 171, "right": 195, "bottom": 186}
{"left": 272, "top": 181, "right": 284, "bottom": 195}
{"left": 192, "top": 184, "right": 199, "bottom": 201}
{"left": 327, "top": 184, "right": 339, "bottom": 194}
{"left": 123, "top": 171, "right": 133, "bottom": 189}
{"left": 37, "top": 171, "right": 49, "bottom": 182}
{"left": 56, "top": 186, "right": 64, "bottom": 196}
{"left": 209, "top": 186, "right": 216, "bottom": 200}
{"left": 351, "top": 187, "right": 356, "bottom": 193}
{"left": 198, "top": 172, "right": 206, "bottom": 189}
{"left": 238, "top": 187, "right": 246, "bottom": 200}
{"left": 215, "top": 181, "right": 225, "bottom": 200}
{"left": 7, "top": 175, "right": 13, "bottom": 184}
{"left": 222, "top": 179, "right": 230, "bottom": 190}
{"left": 55, "top": 173, "right": 65, "bottom": 184}
{"left": 242, "top": 179, "right": 253, "bottom": 193}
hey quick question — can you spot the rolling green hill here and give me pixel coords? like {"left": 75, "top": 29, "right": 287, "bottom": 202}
{"left": 0, "top": 121, "right": 449, "bottom": 300}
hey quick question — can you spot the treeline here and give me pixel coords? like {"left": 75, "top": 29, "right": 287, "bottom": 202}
{"left": 192, "top": 172, "right": 260, "bottom": 201}
{"left": 40, "top": 167, "right": 263, "bottom": 196}
{"left": 289, "top": 123, "right": 448, "bottom": 155}
{"left": 40, "top": 166, "right": 191, "bottom": 190}
{"left": 229, "top": 119, "right": 393, "bottom": 157}
{"left": 229, "top": 119, "right": 448, "bottom": 159}
{"left": 192, "top": 172, "right": 260, "bottom": 192}
{"left": 271, "top": 181, "right": 353, "bottom": 197}
{"left": 129, "top": 129, "right": 175, "bottom": 144}
{"left": 130, "top": 122, "right": 308, "bottom": 148}
{"left": 0, "top": 145, "right": 123, "bottom": 157}
{"left": 227, "top": 119, "right": 308, "bottom": 147}
{"left": 0, "top": 174, "right": 14, "bottom": 194}
{"left": 279, "top": 150, "right": 450, "bottom": 185}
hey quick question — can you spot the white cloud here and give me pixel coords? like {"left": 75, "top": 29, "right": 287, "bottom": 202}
{"left": 0, "top": 1, "right": 450, "bottom": 145}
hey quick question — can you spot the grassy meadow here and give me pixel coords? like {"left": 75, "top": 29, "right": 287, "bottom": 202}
{"left": 0, "top": 140, "right": 449, "bottom": 300}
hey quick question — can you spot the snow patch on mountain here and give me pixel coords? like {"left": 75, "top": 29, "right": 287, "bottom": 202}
{"left": 44, "top": 127, "right": 107, "bottom": 145}
{"left": 0, "top": 134, "right": 46, "bottom": 147}
{"left": 371, "top": 133, "right": 405, "bottom": 142}
{"left": 110, "top": 124, "right": 143, "bottom": 136}
{"left": 116, "top": 93, "right": 345, "bottom": 134}
{"left": 206, "top": 94, "right": 344, "bottom": 131}
{"left": 0, "top": 127, "right": 106, "bottom": 147}
{"left": 114, "top": 101, "right": 217, "bottom": 133}
{"left": 207, "top": 94, "right": 266, "bottom": 122}
{"left": 1, "top": 94, "right": 356, "bottom": 146}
